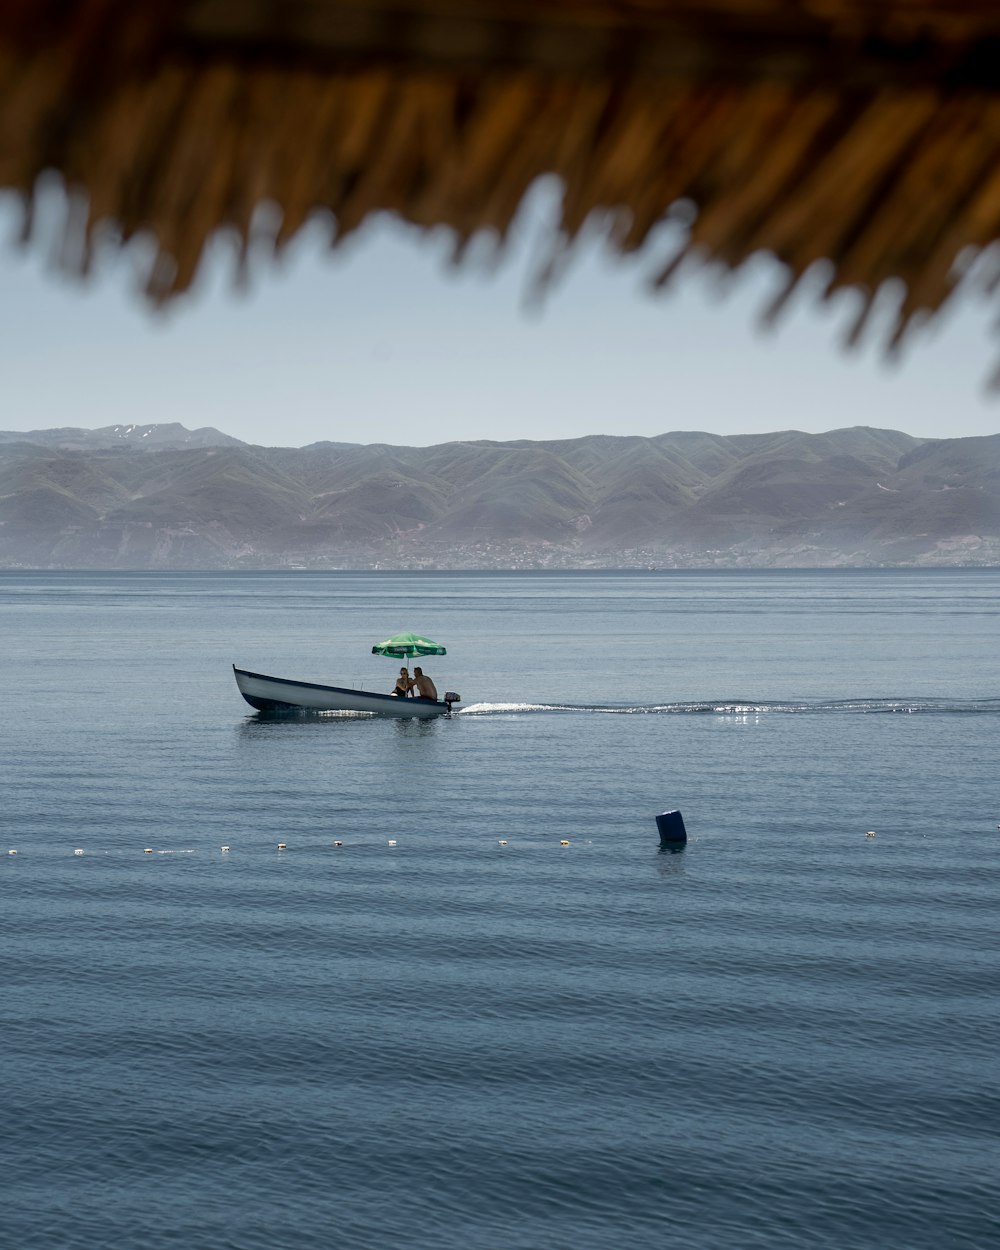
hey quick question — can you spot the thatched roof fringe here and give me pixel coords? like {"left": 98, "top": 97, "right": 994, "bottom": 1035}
{"left": 5, "top": 2, "right": 1000, "bottom": 370}
{"left": 173, "top": 2, "right": 1000, "bottom": 90}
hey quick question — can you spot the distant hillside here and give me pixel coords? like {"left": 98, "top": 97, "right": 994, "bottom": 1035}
{"left": 0, "top": 423, "right": 243, "bottom": 451}
{"left": 0, "top": 424, "right": 997, "bottom": 568}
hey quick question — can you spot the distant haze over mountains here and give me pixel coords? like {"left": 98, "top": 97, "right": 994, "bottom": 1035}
{"left": 0, "top": 423, "right": 998, "bottom": 568}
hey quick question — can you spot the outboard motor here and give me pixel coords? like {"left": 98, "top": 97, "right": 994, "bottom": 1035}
{"left": 444, "top": 691, "right": 461, "bottom": 710}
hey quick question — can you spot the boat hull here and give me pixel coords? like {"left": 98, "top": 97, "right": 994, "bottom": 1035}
{"left": 233, "top": 666, "right": 451, "bottom": 718}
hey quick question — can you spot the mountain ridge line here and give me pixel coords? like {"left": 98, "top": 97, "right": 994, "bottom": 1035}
{"left": 1, "top": 423, "right": 997, "bottom": 569}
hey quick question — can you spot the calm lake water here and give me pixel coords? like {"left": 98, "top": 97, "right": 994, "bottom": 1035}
{"left": 2, "top": 569, "right": 998, "bottom": 1250}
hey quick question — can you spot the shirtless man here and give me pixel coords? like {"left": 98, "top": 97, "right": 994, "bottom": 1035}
{"left": 412, "top": 666, "right": 438, "bottom": 701}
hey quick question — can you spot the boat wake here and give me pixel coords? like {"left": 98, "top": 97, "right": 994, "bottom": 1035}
{"left": 457, "top": 697, "right": 1000, "bottom": 717}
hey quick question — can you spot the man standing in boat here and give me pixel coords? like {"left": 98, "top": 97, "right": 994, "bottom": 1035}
{"left": 412, "top": 667, "right": 437, "bottom": 701}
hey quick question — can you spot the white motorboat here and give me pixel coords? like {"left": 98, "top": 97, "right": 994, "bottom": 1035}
{"left": 233, "top": 666, "right": 459, "bottom": 718}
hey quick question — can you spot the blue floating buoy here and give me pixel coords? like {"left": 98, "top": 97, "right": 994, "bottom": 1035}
{"left": 655, "top": 810, "right": 687, "bottom": 846}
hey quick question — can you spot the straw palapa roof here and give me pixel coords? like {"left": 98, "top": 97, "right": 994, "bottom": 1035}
{"left": 4, "top": 1, "right": 1000, "bottom": 361}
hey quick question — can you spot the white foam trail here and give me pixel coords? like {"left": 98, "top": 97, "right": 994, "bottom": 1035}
{"left": 457, "top": 702, "right": 556, "bottom": 714}
{"left": 454, "top": 696, "right": 1000, "bottom": 717}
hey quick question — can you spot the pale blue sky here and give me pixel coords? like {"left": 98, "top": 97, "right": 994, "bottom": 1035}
{"left": 1, "top": 180, "right": 997, "bottom": 447}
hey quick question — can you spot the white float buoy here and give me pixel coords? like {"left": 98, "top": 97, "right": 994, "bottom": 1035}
{"left": 498, "top": 839, "right": 508, "bottom": 846}
{"left": 333, "top": 840, "right": 343, "bottom": 847}
{"left": 143, "top": 848, "right": 153, "bottom": 854}
{"left": 387, "top": 840, "right": 397, "bottom": 847}
{"left": 866, "top": 831, "right": 877, "bottom": 838}
{"left": 8, "top": 849, "right": 17, "bottom": 856}
{"left": 277, "top": 842, "right": 287, "bottom": 850}
{"left": 74, "top": 849, "right": 85, "bottom": 856}
{"left": 220, "top": 846, "right": 231, "bottom": 853}
{"left": 560, "top": 839, "right": 570, "bottom": 846}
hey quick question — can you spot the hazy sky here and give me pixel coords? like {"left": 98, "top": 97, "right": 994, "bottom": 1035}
{"left": 1, "top": 181, "right": 998, "bottom": 448}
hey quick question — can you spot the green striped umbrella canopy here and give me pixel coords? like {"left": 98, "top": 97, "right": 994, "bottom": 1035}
{"left": 371, "top": 632, "right": 447, "bottom": 661}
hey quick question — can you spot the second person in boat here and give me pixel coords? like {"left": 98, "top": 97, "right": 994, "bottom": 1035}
{"left": 393, "top": 667, "right": 413, "bottom": 697}
{"left": 412, "top": 666, "right": 437, "bottom": 701}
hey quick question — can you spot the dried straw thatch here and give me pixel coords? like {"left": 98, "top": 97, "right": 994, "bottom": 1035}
{"left": 4, "top": 1, "right": 1000, "bottom": 360}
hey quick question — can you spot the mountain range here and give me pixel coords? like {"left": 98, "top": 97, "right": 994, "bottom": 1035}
{"left": 0, "top": 423, "right": 998, "bottom": 568}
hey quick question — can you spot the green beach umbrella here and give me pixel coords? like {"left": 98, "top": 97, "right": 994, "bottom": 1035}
{"left": 371, "top": 632, "right": 447, "bottom": 661}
